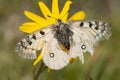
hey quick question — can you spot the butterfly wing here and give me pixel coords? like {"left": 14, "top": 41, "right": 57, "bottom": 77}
{"left": 15, "top": 27, "right": 52, "bottom": 59}
{"left": 69, "top": 20, "right": 111, "bottom": 41}
{"left": 42, "top": 31, "right": 70, "bottom": 70}
{"left": 68, "top": 20, "right": 111, "bottom": 62}
{"left": 16, "top": 25, "right": 70, "bottom": 70}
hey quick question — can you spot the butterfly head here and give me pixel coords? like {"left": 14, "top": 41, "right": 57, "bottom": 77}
{"left": 47, "top": 15, "right": 63, "bottom": 24}
{"left": 57, "top": 19, "right": 62, "bottom": 23}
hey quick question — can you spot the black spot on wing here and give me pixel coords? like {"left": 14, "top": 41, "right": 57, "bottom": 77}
{"left": 95, "top": 26, "right": 99, "bottom": 30}
{"left": 89, "top": 22, "right": 93, "bottom": 28}
{"left": 25, "top": 36, "right": 29, "bottom": 40}
{"left": 24, "top": 35, "right": 33, "bottom": 45}
{"left": 80, "top": 22, "right": 84, "bottom": 27}
{"left": 32, "top": 34, "right": 36, "bottom": 40}
{"left": 95, "top": 21, "right": 99, "bottom": 25}
{"left": 40, "top": 31, "right": 45, "bottom": 35}
{"left": 27, "top": 41, "right": 32, "bottom": 45}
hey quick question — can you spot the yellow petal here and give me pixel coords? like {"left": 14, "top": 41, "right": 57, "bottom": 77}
{"left": 52, "top": 0, "right": 59, "bottom": 18}
{"left": 61, "top": 13, "right": 68, "bottom": 22}
{"left": 33, "top": 53, "right": 43, "bottom": 66}
{"left": 60, "top": 1, "right": 72, "bottom": 22}
{"left": 24, "top": 11, "right": 48, "bottom": 26}
{"left": 33, "top": 41, "right": 44, "bottom": 65}
{"left": 69, "top": 11, "right": 86, "bottom": 20}
{"left": 39, "top": 2, "right": 52, "bottom": 19}
{"left": 19, "top": 22, "right": 43, "bottom": 33}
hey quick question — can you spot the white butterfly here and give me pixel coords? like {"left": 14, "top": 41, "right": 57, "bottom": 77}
{"left": 15, "top": 20, "right": 111, "bottom": 70}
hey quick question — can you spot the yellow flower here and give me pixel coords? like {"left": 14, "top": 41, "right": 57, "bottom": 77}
{"left": 19, "top": 0, "right": 86, "bottom": 33}
{"left": 19, "top": 0, "right": 86, "bottom": 66}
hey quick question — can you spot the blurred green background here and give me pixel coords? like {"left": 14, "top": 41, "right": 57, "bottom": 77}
{"left": 0, "top": 0, "right": 120, "bottom": 80}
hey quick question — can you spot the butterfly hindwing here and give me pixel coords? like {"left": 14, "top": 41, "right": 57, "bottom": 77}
{"left": 15, "top": 27, "right": 52, "bottom": 59}
{"left": 69, "top": 28, "right": 94, "bottom": 63}
{"left": 42, "top": 32, "right": 70, "bottom": 70}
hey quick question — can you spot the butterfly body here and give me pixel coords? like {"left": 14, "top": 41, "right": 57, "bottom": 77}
{"left": 54, "top": 21, "right": 73, "bottom": 50}
{"left": 15, "top": 20, "right": 111, "bottom": 70}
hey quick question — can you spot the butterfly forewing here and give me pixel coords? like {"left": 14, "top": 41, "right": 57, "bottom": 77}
{"left": 15, "top": 27, "right": 52, "bottom": 59}
{"left": 69, "top": 20, "right": 111, "bottom": 40}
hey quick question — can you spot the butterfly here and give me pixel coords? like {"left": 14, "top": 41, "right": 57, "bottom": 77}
{"left": 15, "top": 20, "right": 111, "bottom": 70}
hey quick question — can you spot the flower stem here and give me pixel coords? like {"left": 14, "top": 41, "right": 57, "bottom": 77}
{"left": 33, "top": 61, "right": 46, "bottom": 80}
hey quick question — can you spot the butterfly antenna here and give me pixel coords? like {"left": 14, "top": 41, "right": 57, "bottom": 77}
{"left": 47, "top": 15, "right": 56, "bottom": 20}
{"left": 47, "top": 15, "right": 62, "bottom": 23}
